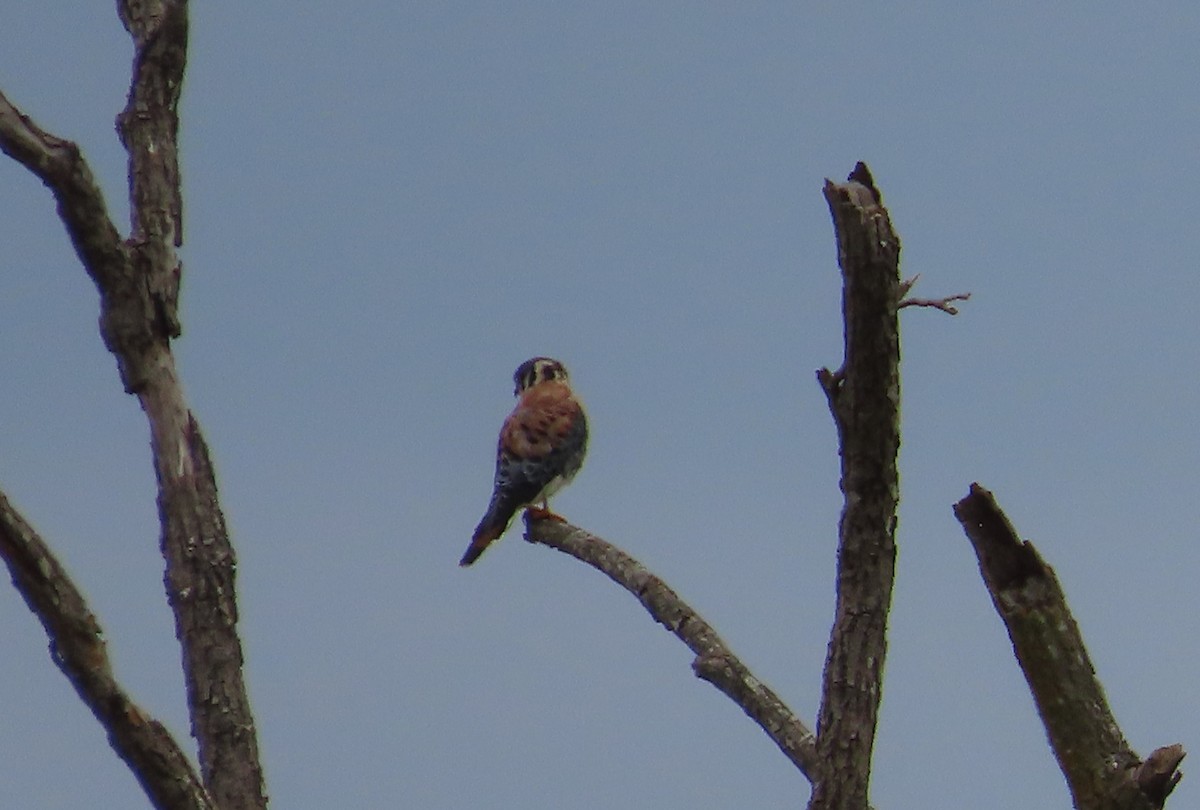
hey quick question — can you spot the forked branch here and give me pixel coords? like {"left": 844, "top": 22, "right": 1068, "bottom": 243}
{"left": 898, "top": 274, "right": 971, "bottom": 314}
{"left": 0, "top": 2, "right": 266, "bottom": 808}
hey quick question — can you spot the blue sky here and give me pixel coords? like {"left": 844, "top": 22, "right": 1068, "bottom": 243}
{"left": 1, "top": 3, "right": 1197, "bottom": 808}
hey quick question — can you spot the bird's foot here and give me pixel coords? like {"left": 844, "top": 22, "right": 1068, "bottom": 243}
{"left": 525, "top": 505, "right": 567, "bottom": 523}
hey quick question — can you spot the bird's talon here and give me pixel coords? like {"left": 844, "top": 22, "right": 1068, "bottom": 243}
{"left": 525, "top": 506, "right": 566, "bottom": 523}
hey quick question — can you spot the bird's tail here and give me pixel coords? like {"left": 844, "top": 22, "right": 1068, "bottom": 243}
{"left": 459, "top": 502, "right": 515, "bottom": 566}
{"left": 459, "top": 525, "right": 502, "bottom": 567}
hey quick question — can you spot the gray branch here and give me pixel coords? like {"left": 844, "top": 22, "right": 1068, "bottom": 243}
{"left": 523, "top": 515, "right": 819, "bottom": 780}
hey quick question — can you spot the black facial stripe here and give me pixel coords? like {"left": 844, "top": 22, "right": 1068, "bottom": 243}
{"left": 513, "top": 357, "right": 566, "bottom": 392}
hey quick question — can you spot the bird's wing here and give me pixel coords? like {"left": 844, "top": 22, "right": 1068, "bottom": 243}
{"left": 493, "top": 389, "right": 585, "bottom": 500}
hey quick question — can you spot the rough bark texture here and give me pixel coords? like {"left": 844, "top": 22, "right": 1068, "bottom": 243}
{"left": 0, "top": 493, "right": 214, "bottom": 810}
{"left": 809, "top": 162, "right": 901, "bottom": 810}
{"left": 954, "top": 484, "right": 1183, "bottom": 810}
{"left": 524, "top": 515, "right": 819, "bottom": 780}
{"left": 0, "top": 2, "right": 267, "bottom": 808}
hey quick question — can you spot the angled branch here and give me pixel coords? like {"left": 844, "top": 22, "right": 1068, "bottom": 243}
{"left": 810, "top": 161, "right": 901, "bottom": 810}
{"left": 523, "top": 515, "right": 819, "bottom": 781}
{"left": 0, "top": 90, "right": 129, "bottom": 289}
{"left": 0, "top": 489, "right": 213, "bottom": 810}
{"left": 953, "top": 484, "right": 1184, "bottom": 810}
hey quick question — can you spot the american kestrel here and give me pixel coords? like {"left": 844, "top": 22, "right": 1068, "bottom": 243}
{"left": 460, "top": 357, "right": 588, "bottom": 567}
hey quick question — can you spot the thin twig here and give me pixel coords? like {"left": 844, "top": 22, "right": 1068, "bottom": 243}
{"left": 898, "top": 273, "right": 971, "bottom": 314}
{"left": 898, "top": 293, "right": 971, "bottom": 314}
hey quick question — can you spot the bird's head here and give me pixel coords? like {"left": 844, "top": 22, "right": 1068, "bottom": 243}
{"left": 514, "top": 357, "right": 569, "bottom": 395}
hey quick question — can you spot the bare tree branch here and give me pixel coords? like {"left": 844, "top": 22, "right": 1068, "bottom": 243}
{"left": 898, "top": 273, "right": 971, "bottom": 314}
{"left": 523, "top": 515, "right": 819, "bottom": 780}
{"left": 0, "top": 90, "right": 129, "bottom": 286}
{"left": 809, "top": 161, "right": 901, "bottom": 810}
{"left": 953, "top": 483, "right": 1184, "bottom": 810}
{"left": 0, "top": 490, "right": 214, "bottom": 810}
{"left": 0, "top": 2, "right": 266, "bottom": 807}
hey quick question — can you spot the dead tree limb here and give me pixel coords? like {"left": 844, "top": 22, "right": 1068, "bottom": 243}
{"left": 0, "top": 491, "right": 214, "bottom": 810}
{"left": 524, "top": 515, "right": 819, "bottom": 780}
{"left": 953, "top": 483, "right": 1184, "bottom": 810}
{"left": 898, "top": 273, "right": 971, "bottom": 314}
{"left": 809, "top": 162, "right": 901, "bottom": 810}
{"left": 0, "top": 2, "right": 266, "bottom": 808}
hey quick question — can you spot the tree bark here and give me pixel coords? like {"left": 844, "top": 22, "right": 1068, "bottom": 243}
{"left": 0, "top": 2, "right": 267, "bottom": 808}
{"left": 954, "top": 484, "right": 1183, "bottom": 810}
{"left": 808, "top": 163, "right": 901, "bottom": 810}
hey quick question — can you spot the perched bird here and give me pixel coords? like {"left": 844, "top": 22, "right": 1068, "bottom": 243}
{"left": 460, "top": 357, "right": 588, "bottom": 566}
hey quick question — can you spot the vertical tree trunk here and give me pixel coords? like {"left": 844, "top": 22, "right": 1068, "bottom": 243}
{"left": 810, "top": 163, "right": 901, "bottom": 810}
